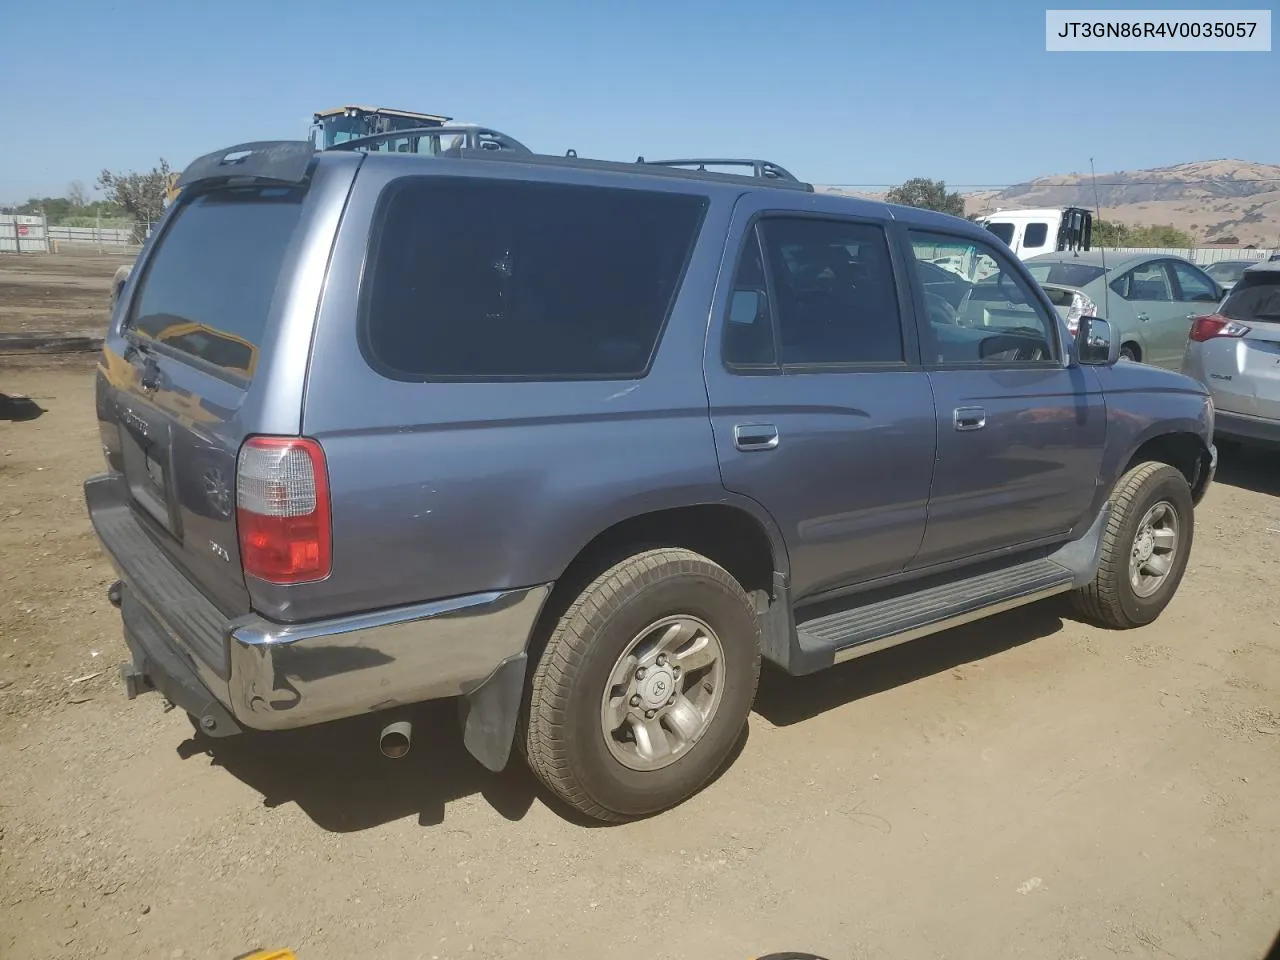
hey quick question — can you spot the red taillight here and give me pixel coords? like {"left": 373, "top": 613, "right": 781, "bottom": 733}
{"left": 236, "top": 436, "right": 331, "bottom": 584}
{"left": 1188, "top": 314, "right": 1251, "bottom": 342}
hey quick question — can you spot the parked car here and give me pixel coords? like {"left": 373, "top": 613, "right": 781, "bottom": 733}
{"left": 1181, "top": 260, "right": 1280, "bottom": 448}
{"left": 86, "top": 139, "right": 1216, "bottom": 822}
{"left": 1025, "top": 251, "right": 1225, "bottom": 368}
{"left": 1203, "top": 259, "right": 1261, "bottom": 293}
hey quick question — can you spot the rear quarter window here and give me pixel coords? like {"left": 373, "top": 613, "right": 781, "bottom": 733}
{"left": 359, "top": 176, "right": 708, "bottom": 381}
{"left": 127, "top": 187, "right": 305, "bottom": 379}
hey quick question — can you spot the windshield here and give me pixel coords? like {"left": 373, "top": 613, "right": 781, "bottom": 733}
{"left": 313, "top": 113, "right": 442, "bottom": 150}
{"left": 985, "top": 222, "right": 1015, "bottom": 245}
{"left": 1025, "top": 262, "right": 1107, "bottom": 287}
{"left": 1220, "top": 273, "right": 1280, "bottom": 322}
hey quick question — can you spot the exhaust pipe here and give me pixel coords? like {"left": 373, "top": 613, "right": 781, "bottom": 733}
{"left": 378, "top": 719, "right": 412, "bottom": 759}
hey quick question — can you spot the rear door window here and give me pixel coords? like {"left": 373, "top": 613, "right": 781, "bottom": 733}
{"left": 757, "top": 217, "right": 905, "bottom": 366}
{"left": 127, "top": 187, "right": 305, "bottom": 379}
{"left": 360, "top": 176, "right": 707, "bottom": 380}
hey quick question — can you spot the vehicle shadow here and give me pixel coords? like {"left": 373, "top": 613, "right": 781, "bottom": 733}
{"left": 754, "top": 603, "right": 1064, "bottom": 727}
{"left": 181, "top": 700, "right": 538, "bottom": 831}
{"left": 1213, "top": 444, "right": 1280, "bottom": 497}
{"left": 182, "top": 696, "right": 750, "bottom": 832}
{"left": 0, "top": 393, "right": 45, "bottom": 422}
{"left": 182, "top": 610, "right": 1059, "bottom": 831}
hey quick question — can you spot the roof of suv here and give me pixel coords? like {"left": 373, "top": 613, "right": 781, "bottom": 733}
{"left": 178, "top": 138, "right": 992, "bottom": 241}
{"left": 343, "top": 148, "right": 994, "bottom": 235}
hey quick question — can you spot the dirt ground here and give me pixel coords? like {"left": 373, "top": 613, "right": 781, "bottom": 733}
{"left": 0, "top": 251, "right": 133, "bottom": 340}
{"left": 2, "top": 257, "right": 1279, "bottom": 960}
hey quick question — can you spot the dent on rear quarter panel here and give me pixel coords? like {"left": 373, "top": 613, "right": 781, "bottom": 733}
{"left": 256, "top": 158, "right": 742, "bottom": 623}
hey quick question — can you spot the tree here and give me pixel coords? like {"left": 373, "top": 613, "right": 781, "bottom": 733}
{"left": 1094, "top": 219, "right": 1194, "bottom": 247}
{"left": 67, "top": 180, "right": 89, "bottom": 208}
{"left": 97, "top": 160, "right": 171, "bottom": 241}
{"left": 885, "top": 178, "right": 966, "bottom": 217}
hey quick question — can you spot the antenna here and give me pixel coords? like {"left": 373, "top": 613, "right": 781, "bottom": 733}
{"left": 1090, "top": 157, "right": 1110, "bottom": 319}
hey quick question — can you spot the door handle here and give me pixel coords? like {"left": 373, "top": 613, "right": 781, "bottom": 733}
{"left": 1137, "top": 312, "right": 1149, "bottom": 322}
{"left": 733, "top": 423, "right": 779, "bottom": 451}
{"left": 953, "top": 406, "right": 986, "bottom": 432}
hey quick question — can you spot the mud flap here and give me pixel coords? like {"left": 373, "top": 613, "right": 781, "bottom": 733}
{"left": 458, "top": 653, "right": 527, "bottom": 772}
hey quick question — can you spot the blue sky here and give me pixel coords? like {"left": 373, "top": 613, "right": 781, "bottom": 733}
{"left": 2, "top": 0, "right": 1276, "bottom": 201}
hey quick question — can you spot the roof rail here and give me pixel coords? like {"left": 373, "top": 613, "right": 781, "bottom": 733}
{"left": 327, "top": 125, "right": 533, "bottom": 155}
{"left": 637, "top": 158, "right": 801, "bottom": 183}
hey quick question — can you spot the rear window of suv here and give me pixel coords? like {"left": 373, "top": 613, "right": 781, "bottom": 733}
{"left": 359, "top": 176, "right": 708, "bottom": 380}
{"left": 127, "top": 187, "right": 305, "bottom": 379}
{"left": 1220, "top": 271, "right": 1280, "bottom": 322}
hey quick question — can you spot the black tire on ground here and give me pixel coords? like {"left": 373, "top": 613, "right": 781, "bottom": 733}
{"left": 1120, "top": 344, "right": 1139, "bottom": 362}
{"left": 1070, "top": 461, "right": 1194, "bottom": 629}
{"left": 524, "top": 548, "right": 761, "bottom": 822}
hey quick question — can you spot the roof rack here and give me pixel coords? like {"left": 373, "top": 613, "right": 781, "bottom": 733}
{"left": 637, "top": 158, "right": 801, "bottom": 183}
{"left": 327, "top": 124, "right": 533, "bottom": 155}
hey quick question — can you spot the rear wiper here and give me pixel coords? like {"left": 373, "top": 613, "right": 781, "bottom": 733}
{"left": 122, "top": 333, "right": 157, "bottom": 362}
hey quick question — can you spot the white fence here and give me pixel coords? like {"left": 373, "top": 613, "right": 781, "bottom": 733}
{"left": 0, "top": 214, "right": 148, "bottom": 253}
{"left": 1106, "top": 246, "right": 1277, "bottom": 266}
{"left": 48, "top": 224, "right": 136, "bottom": 246}
{"left": 0, "top": 214, "right": 48, "bottom": 253}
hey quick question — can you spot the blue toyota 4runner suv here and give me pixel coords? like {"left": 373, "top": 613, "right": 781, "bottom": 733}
{"left": 87, "top": 136, "right": 1216, "bottom": 822}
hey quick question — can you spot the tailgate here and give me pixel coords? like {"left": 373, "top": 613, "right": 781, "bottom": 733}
{"left": 1207, "top": 272, "right": 1280, "bottom": 419}
{"left": 99, "top": 184, "right": 310, "bottom": 615}
{"left": 1200, "top": 320, "right": 1280, "bottom": 419}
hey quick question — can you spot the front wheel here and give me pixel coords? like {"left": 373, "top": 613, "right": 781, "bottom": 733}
{"left": 1070, "top": 462, "right": 1194, "bottom": 628}
{"left": 524, "top": 548, "right": 761, "bottom": 822}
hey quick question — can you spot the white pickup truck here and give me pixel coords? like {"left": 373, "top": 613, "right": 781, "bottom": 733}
{"left": 977, "top": 206, "right": 1093, "bottom": 260}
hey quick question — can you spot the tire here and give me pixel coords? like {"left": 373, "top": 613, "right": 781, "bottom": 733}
{"left": 1070, "top": 462, "right": 1194, "bottom": 629}
{"left": 524, "top": 548, "right": 761, "bottom": 822}
{"left": 1120, "top": 343, "right": 1139, "bottom": 362}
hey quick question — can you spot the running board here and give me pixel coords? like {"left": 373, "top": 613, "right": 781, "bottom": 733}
{"left": 795, "top": 557, "right": 1075, "bottom": 667}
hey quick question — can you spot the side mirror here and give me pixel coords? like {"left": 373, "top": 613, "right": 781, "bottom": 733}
{"left": 1075, "top": 316, "right": 1121, "bottom": 366}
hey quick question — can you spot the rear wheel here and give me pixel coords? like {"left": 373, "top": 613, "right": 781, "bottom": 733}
{"left": 1070, "top": 462, "right": 1193, "bottom": 628}
{"left": 524, "top": 548, "right": 761, "bottom": 822}
{"left": 1120, "top": 343, "right": 1139, "bottom": 362}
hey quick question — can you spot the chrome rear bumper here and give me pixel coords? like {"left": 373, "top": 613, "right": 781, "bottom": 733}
{"left": 85, "top": 473, "right": 550, "bottom": 734}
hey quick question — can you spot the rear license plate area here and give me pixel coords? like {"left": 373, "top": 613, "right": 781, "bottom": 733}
{"left": 119, "top": 417, "right": 177, "bottom": 534}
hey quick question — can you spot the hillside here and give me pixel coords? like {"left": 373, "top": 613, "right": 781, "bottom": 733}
{"left": 820, "top": 160, "right": 1280, "bottom": 245}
